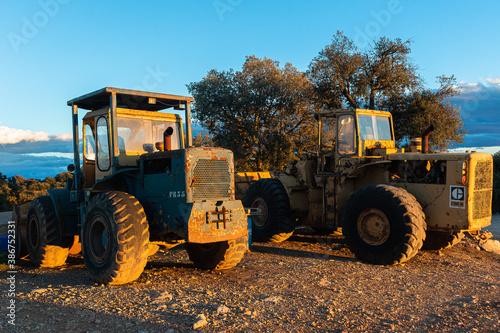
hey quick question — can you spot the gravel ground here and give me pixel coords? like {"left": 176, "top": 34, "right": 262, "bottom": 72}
{"left": 1, "top": 231, "right": 499, "bottom": 333}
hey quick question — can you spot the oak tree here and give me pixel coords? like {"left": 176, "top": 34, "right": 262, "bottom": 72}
{"left": 308, "top": 31, "right": 421, "bottom": 110}
{"left": 187, "top": 56, "right": 317, "bottom": 171}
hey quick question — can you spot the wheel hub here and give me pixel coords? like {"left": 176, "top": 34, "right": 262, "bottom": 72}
{"left": 251, "top": 197, "right": 269, "bottom": 228}
{"left": 357, "top": 208, "right": 390, "bottom": 246}
{"left": 88, "top": 215, "right": 110, "bottom": 265}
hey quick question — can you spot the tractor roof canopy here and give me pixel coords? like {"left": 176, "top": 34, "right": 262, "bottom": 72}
{"left": 67, "top": 87, "right": 194, "bottom": 111}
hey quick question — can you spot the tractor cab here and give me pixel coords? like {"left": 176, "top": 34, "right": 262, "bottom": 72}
{"left": 317, "top": 109, "right": 398, "bottom": 173}
{"left": 67, "top": 87, "right": 193, "bottom": 188}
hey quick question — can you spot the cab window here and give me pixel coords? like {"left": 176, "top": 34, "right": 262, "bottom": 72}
{"left": 337, "top": 114, "right": 357, "bottom": 155}
{"left": 358, "top": 114, "right": 392, "bottom": 141}
{"left": 96, "top": 117, "right": 110, "bottom": 171}
{"left": 84, "top": 123, "right": 95, "bottom": 161}
{"left": 116, "top": 117, "right": 181, "bottom": 153}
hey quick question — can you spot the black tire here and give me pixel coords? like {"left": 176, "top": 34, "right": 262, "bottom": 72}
{"left": 13, "top": 205, "right": 28, "bottom": 260}
{"left": 422, "top": 231, "right": 464, "bottom": 251}
{"left": 243, "top": 179, "right": 293, "bottom": 242}
{"left": 186, "top": 235, "right": 248, "bottom": 270}
{"left": 342, "top": 184, "right": 426, "bottom": 265}
{"left": 26, "top": 196, "right": 70, "bottom": 267}
{"left": 82, "top": 191, "right": 149, "bottom": 285}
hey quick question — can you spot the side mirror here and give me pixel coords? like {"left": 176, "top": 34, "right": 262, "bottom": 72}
{"left": 67, "top": 164, "right": 75, "bottom": 172}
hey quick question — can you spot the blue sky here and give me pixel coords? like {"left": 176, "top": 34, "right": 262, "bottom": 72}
{"left": 1, "top": 0, "right": 499, "bottom": 178}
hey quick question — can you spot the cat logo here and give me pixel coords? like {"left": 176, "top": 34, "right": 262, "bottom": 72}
{"left": 450, "top": 186, "right": 466, "bottom": 209}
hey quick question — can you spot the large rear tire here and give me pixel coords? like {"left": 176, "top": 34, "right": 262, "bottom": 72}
{"left": 243, "top": 179, "right": 293, "bottom": 242}
{"left": 342, "top": 184, "right": 426, "bottom": 265}
{"left": 82, "top": 191, "right": 149, "bottom": 285}
{"left": 26, "top": 196, "right": 71, "bottom": 267}
{"left": 422, "top": 231, "right": 464, "bottom": 251}
{"left": 186, "top": 235, "right": 248, "bottom": 270}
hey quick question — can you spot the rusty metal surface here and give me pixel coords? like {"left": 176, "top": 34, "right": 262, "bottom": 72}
{"left": 185, "top": 148, "right": 235, "bottom": 203}
{"left": 187, "top": 201, "right": 248, "bottom": 243}
{"left": 140, "top": 146, "right": 246, "bottom": 244}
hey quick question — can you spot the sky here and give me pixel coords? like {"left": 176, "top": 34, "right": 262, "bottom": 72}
{"left": 0, "top": 0, "right": 499, "bottom": 179}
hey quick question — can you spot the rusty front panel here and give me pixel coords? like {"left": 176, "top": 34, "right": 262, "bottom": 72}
{"left": 185, "top": 147, "right": 235, "bottom": 203}
{"left": 187, "top": 201, "right": 248, "bottom": 243}
{"left": 235, "top": 172, "right": 273, "bottom": 200}
{"left": 468, "top": 153, "right": 493, "bottom": 229}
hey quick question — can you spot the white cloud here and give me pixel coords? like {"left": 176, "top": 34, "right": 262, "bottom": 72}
{"left": 54, "top": 133, "right": 73, "bottom": 141}
{"left": 0, "top": 126, "right": 71, "bottom": 145}
{"left": 0, "top": 126, "right": 50, "bottom": 144}
{"left": 485, "top": 78, "right": 500, "bottom": 84}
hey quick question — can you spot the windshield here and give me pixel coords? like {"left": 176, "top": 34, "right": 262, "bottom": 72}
{"left": 117, "top": 116, "right": 181, "bottom": 154}
{"left": 358, "top": 114, "right": 392, "bottom": 141}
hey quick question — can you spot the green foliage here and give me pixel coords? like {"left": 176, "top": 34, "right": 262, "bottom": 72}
{"left": 493, "top": 151, "right": 500, "bottom": 214}
{"left": 192, "top": 130, "right": 214, "bottom": 147}
{"left": 383, "top": 76, "right": 466, "bottom": 151}
{"left": 308, "top": 31, "right": 420, "bottom": 109}
{"left": 187, "top": 56, "right": 318, "bottom": 171}
{"left": 0, "top": 171, "right": 72, "bottom": 212}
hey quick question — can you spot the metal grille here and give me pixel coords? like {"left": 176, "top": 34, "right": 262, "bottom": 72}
{"left": 472, "top": 160, "right": 493, "bottom": 220}
{"left": 192, "top": 159, "right": 231, "bottom": 201}
{"left": 474, "top": 161, "right": 492, "bottom": 191}
{"left": 472, "top": 189, "right": 492, "bottom": 220}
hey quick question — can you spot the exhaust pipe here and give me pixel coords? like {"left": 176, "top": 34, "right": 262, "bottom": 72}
{"left": 164, "top": 127, "right": 174, "bottom": 151}
{"left": 421, "top": 124, "right": 434, "bottom": 154}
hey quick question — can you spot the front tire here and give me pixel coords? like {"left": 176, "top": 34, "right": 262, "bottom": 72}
{"left": 243, "top": 179, "right": 293, "bottom": 242}
{"left": 82, "top": 191, "right": 149, "bottom": 285}
{"left": 26, "top": 196, "right": 71, "bottom": 267}
{"left": 186, "top": 235, "right": 248, "bottom": 270}
{"left": 342, "top": 184, "right": 426, "bottom": 265}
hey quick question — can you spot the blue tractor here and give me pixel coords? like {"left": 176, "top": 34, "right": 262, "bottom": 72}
{"left": 18, "top": 87, "right": 248, "bottom": 285}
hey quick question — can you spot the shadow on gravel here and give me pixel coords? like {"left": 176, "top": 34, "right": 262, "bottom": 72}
{"left": 145, "top": 261, "right": 194, "bottom": 270}
{"left": 287, "top": 234, "right": 347, "bottom": 244}
{"left": 250, "top": 244, "right": 358, "bottom": 263}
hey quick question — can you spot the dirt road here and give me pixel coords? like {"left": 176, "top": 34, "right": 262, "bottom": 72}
{"left": 1, "top": 231, "right": 499, "bottom": 333}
